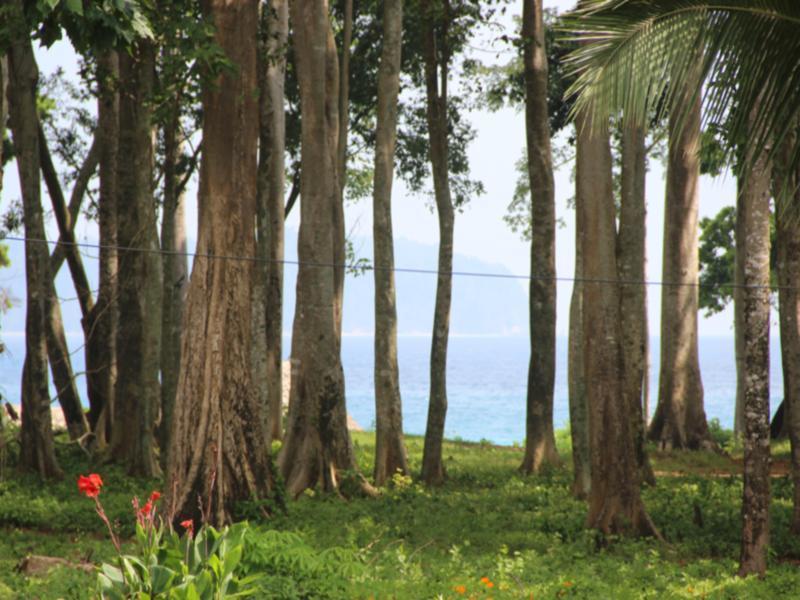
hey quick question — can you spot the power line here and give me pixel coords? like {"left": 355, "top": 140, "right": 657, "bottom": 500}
{"left": 2, "top": 234, "right": 793, "bottom": 292}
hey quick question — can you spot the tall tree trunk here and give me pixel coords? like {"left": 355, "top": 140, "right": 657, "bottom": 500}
{"left": 736, "top": 133, "right": 772, "bottom": 577}
{"left": 649, "top": 95, "right": 713, "bottom": 450}
{"left": 7, "top": 7, "right": 62, "bottom": 478}
{"left": 88, "top": 51, "right": 119, "bottom": 447}
{"left": 112, "top": 44, "right": 162, "bottom": 477}
{"left": 257, "top": 0, "right": 289, "bottom": 443}
{"left": 0, "top": 55, "right": 7, "bottom": 203}
{"left": 43, "top": 138, "right": 97, "bottom": 441}
{"left": 278, "top": 0, "right": 370, "bottom": 498}
{"left": 332, "top": 0, "right": 352, "bottom": 340}
{"left": 372, "top": 0, "right": 409, "bottom": 486}
{"left": 568, "top": 210, "right": 590, "bottom": 498}
{"left": 733, "top": 186, "right": 746, "bottom": 437}
{"left": 774, "top": 133, "right": 800, "bottom": 533}
{"left": 618, "top": 124, "right": 655, "bottom": 484}
{"left": 166, "top": 0, "right": 273, "bottom": 526}
{"left": 44, "top": 286, "right": 88, "bottom": 441}
{"left": 420, "top": 0, "right": 454, "bottom": 487}
{"left": 520, "top": 0, "right": 558, "bottom": 474}
{"left": 577, "top": 111, "right": 656, "bottom": 536}
{"left": 37, "top": 127, "right": 94, "bottom": 441}
{"left": 158, "top": 106, "right": 189, "bottom": 467}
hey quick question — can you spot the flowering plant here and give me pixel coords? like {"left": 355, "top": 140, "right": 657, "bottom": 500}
{"left": 77, "top": 474, "right": 258, "bottom": 599}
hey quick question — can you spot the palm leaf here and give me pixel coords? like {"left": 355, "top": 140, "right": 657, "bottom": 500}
{"left": 562, "top": 0, "right": 800, "bottom": 170}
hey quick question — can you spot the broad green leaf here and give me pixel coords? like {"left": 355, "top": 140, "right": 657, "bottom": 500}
{"left": 65, "top": 0, "right": 83, "bottom": 15}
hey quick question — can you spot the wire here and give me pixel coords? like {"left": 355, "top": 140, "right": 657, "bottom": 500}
{"left": 2, "top": 234, "right": 793, "bottom": 292}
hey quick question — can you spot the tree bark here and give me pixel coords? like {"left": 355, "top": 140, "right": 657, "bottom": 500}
{"left": 420, "top": 0, "right": 455, "bottom": 487}
{"left": 372, "top": 0, "right": 409, "bottom": 486}
{"left": 577, "top": 111, "right": 656, "bottom": 537}
{"left": 332, "top": 0, "right": 352, "bottom": 340}
{"left": 7, "top": 6, "right": 62, "bottom": 478}
{"left": 649, "top": 95, "right": 713, "bottom": 450}
{"left": 257, "top": 0, "right": 289, "bottom": 443}
{"left": 520, "top": 0, "right": 558, "bottom": 475}
{"left": 88, "top": 51, "right": 119, "bottom": 447}
{"left": 618, "top": 124, "right": 655, "bottom": 485}
{"left": 0, "top": 55, "right": 7, "bottom": 206}
{"left": 774, "top": 133, "right": 800, "bottom": 533}
{"left": 734, "top": 186, "right": 746, "bottom": 437}
{"left": 111, "top": 44, "right": 162, "bottom": 477}
{"left": 166, "top": 0, "right": 273, "bottom": 526}
{"left": 736, "top": 133, "right": 772, "bottom": 578}
{"left": 37, "top": 127, "right": 93, "bottom": 441}
{"left": 568, "top": 209, "right": 590, "bottom": 498}
{"left": 158, "top": 103, "right": 189, "bottom": 467}
{"left": 278, "top": 0, "right": 369, "bottom": 498}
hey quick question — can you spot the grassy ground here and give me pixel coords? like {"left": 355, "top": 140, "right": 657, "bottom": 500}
{"left": 2, "top": 429, "right": 800, "bottom": 598}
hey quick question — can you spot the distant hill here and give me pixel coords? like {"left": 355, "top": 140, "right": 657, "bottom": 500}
{"left": 0, "top": 229, "right": 529, "bottom": 337}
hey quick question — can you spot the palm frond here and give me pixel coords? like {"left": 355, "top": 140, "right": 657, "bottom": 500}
{"left": 562, "top": 0, "right": 800, "bottom": 169}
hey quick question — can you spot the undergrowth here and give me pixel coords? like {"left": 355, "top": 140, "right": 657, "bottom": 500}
{"left": 1, "top": 431, "right": 800, "bottom": 598}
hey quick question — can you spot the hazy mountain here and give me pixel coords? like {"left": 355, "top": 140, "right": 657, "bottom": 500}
{"left": 0, "top": 229, "right": 528, "bottom": 337}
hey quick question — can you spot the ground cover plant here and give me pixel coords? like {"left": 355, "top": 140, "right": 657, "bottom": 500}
{"left": 2, "top": 431, "right": 800, "bottom": 598}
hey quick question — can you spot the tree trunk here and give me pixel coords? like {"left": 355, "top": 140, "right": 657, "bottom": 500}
{"left": 372, "top": 0, "right": 409, "bottom": 486}
{"left": 618, "top": 124, "right": 655, "bottom": 485}
{"left": 7, "top": 7, "right": 62, "bottom": 478}
{"left": 649, "top": 95, "right": 713, "bottom": 450}
{"left": 112, "top": 44, "right": 162, "bottom": 477}
{"left": 166, "top": 0, "right": 273, "bottom": 526}
{"left": 88, "top": 51, "right": 119, "bottom": 447}
{"left": 37, "top": 127, "right": 93, "bottom": 441}
{"left": 420, "top": 0, "right": 455, "bottom": 487}
{"left": 44, "top": 283, "right": 88, "bottom": 441}
{"left": 158, "top": 106, "right": 189, "bottom": 467}
{"left": 257, "top": 0, "right": 288, "bottom": 443}
{"left": 774, "top": 134, "right": 800, "bottom": 533}
{"left": 332, "top": 0, "right": 352, "bottom": 340}
{"left": 736, "top": 135, "right": 772, "bottom": 578}
{"left": 733, "top": 185, "right": 747, "bottom": 437}
{"left": 278, "top": 0, "right": 369, "bottom": 498}
{"left": 568, "top": 214, "right": 590, "bottom": 498}
{"left": 0, "top": 55, "right": 7, "bottom": 205}
{"left": 520, "top": 0, "right": 558, "bottom": 474}
{"left": 577, "top": 111, "right": 656, "bottom": 536}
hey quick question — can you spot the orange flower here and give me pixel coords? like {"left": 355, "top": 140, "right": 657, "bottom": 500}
{"left": 562, "top": 581, "right": 573, "bottom": 588}
{"left": 180, "top": 519, "right": 195, "bottom": 536}
{"left": 486, "top": 581, "right": 494, "bottom": 589}
{"left": 480, "top": 577, "right": 490, "bottom": 584}
{"left": 453, "top": 584, "right": 466, "bottom": 594}
{"left": 77, "top": 474, "right": 103, "bottom": 498}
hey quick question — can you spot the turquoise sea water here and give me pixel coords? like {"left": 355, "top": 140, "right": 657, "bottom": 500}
{"left": 0, "top": 334, "right": 783, "bottom": 446}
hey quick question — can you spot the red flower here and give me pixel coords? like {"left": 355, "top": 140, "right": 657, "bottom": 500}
{"left": 180, "top": 519, "right": 194, "bottom": 532}
{"left": 149, "top": 491, "right": 161, "bottom": 503}
{"left": 77, "top": 474, "right": 103, "bottom": 498}
{"left": 140, "top": 501, "right": 153, "bottom": 516}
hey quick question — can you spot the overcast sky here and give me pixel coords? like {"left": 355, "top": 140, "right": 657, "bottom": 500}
{"left": 1, "top": 0, "right": 744, "bottom": 338}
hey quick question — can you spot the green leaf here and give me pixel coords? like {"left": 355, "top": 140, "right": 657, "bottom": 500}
{"left": 149, "top": 565, "right": 176, "bottom": 595}
{"left": 65, "top": 0, "right": 83, "bottom": 15}
{"left": 101, "top": 563, "right": 125, "bottom": 586}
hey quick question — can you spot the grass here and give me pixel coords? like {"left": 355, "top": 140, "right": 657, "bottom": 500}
{"left": 2, "top": 430, "right": 800, "bottom": 598}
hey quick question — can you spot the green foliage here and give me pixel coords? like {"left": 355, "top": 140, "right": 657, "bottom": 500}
{"left": 31, "top": 0, "right": 153, "bottom": 51}
{"left": 698, "top": 206, "right": 778, "bottom": 316}
{"left": 5, "top": 431, "right": 800, "bottom": 598}
{"left": 563, "top": 0, "right": 800, "bottom": 177}
{"left": 97, "top": 522, "right": 258, "bottom": 599}
{"left": 480, "top": 9, "right": 576, "bottom": 135}
{"left": 698, "top": 206, "right": 736, "bottom": 316}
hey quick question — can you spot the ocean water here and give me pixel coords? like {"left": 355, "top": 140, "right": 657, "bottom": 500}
{"left": 0, "top": 333, "right": 784, "bottom": 446}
